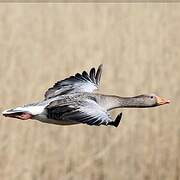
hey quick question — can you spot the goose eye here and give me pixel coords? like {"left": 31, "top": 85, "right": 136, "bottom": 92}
{"left": 150, "top": 96, "right": 153, "bottom": 99}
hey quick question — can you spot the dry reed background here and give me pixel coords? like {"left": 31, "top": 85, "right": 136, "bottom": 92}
{"left": 0, "top": 3, "right": 179, "bottom": 180}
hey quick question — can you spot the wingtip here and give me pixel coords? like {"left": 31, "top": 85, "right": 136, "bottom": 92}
{"left": 114, "top": 113, "right": 123, "bottom": 128}
{"left": 95, "top": 64, "right": 103, "bottom": 85}
{"left": 98, "top": 64, "right": 103, "bottom": 69}
{"left": 91, "top": 64, "right": 103, "bottom": 71}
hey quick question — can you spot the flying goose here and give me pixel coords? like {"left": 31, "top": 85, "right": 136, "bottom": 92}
{"left": 2, "top": 65, "right": 170, "bottom": 127}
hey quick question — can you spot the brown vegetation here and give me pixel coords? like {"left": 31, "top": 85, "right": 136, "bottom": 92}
{"left": 0, "top": 4, "right": 179, "bottom": 180}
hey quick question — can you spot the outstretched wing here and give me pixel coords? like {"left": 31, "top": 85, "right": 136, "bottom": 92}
{"left": 45, "top": 64, "right": 103, "bottom": 99}
{"left": 46, "top": 98, "right": 112, "bottom": 126}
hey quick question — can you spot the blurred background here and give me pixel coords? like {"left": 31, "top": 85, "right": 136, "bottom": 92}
{"left": 0, "top": 3, "right": 179, "bottom": 180}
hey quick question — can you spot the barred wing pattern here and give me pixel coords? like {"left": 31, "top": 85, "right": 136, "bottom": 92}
{"left": 45, "top": 64, "right": 103, "bottom": 99}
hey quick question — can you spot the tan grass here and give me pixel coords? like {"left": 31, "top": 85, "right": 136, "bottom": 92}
{"left": 0, "top": 4, "right": 179, "bottom": 180}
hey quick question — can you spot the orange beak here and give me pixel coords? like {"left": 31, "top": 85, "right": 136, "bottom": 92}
{"left": 156, "top": 96, "right": 170, "bottom": 106}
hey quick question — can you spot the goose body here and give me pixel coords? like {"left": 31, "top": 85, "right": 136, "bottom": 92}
{"left": 2, "top": 65, "right": 170, "bottom": 127}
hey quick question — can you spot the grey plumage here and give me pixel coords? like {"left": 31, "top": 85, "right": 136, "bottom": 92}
{"left": 46, "top": 93, "right": 116, "bottom": 126}
{"left": 44, "top": 64, "right": 103, "bottom": 99}
{"left": 41, "top": 64, "right": 121, "bottom": 127}
{"left": 3, "top": 64, "right": 169, "bottom": 127}
{"left": 39, "top": 64, "right": 120, "bottom": 126}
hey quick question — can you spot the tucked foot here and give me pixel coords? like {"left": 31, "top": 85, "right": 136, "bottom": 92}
{"left": 108, "top": 112, "right": 122, "bottom": 127}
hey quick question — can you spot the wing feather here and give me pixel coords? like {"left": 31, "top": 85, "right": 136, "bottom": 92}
{"left": 46, "top": 98, "right": 112, "bottom": 126}
{"left": 95, "top": 64, "right": 103, "bottom": 85}
{"left": 89, "top": 68, "right": 96, "bottom": 83}
{"left": 45, "top": 65, "right": 103, "bottom": 99}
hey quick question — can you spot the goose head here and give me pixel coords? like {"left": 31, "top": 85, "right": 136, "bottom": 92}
{"left": 133, "top": 94, "right": 170, "bottom": 107}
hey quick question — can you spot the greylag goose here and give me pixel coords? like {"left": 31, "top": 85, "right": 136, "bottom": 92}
{"left": 2, "top": 65, "right": 170, "bottom": 127}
